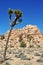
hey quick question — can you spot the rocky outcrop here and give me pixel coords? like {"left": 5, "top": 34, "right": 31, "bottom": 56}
{"left": 0, "top": 25, "right": 43, "bottom": 48}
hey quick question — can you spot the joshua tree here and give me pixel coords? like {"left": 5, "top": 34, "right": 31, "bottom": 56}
{"left": 4, "top": 8, "right": 23, "bottom": 60}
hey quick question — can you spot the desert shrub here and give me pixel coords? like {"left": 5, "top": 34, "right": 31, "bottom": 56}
{"left": 29, "top": 44, "right": 34, "bottom": 48}
{"left": 20, "top": 41, "right": 26, "bottom": 47}
{"left": 0, "top": 35, "right": 5, "bottom": 40}
{"left": 27, "top": 35, "right": 33, "bottom": 43}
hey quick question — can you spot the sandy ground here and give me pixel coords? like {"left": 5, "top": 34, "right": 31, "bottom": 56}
{"left": 0, "top": 46, "right": 43, "bottom": 65}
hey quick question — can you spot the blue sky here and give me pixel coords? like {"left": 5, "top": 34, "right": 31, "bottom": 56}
{"left": 0, "top": 0, "right": 43, "bottom": 34}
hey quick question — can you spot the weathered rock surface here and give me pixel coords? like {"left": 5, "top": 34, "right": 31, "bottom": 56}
{"left": 0, "top": 25, "right": 43, "bottom": 48}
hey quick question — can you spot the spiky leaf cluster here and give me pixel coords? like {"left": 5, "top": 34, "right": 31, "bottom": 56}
{"left": 8, "top": 8, "right": 23, "bottom": 18}
{"left": 14, "top": 9, "right": 23, "bottom": 18}
{"left": 8, "top": 8, "right": 13, "bottom": 14}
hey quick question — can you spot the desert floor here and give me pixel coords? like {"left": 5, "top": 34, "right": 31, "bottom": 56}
{"left": 0, "top": 46, "right": 43, "bottom": 65}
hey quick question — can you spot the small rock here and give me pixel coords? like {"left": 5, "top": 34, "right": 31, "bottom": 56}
{"left": 0, "top": 56, "right": 4, "bottom": 63}
{"left": 15, "top": 52, "right": 31, "bottom": 60}
{"left": 24, "top": 62, "right": 32, "bottom": 65}
{"left": 8, "top": 49, "right": 19, "bottom": 54}
{"left": 15, "top": 52, "right": 26, "bottom": 58}
{"left": 34, "top": 52, "right": 40, "bottom": 56}
{"left": 21, "top": 57, "right": 31, "bottom": 60}
{"left": 37, "top": 45, "right": 40, "bottom": 47}
{"left": 37, "top": 58, "right": 43, "bottom": 62}
{"left": 3, "top": 62, "right": 10, "bottom": 65}
{"left": 29, "top": 45, "right": 34, "bottom": 48}
{"left": 41, "top": 54, "right": 43, "bottom": 57}
{"left": 13, "top": 50, "right": 19, "bottom": 54}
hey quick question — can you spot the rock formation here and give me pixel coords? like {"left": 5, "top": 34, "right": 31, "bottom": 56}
{"left": 0, "top": 25, "right": 43, "bottom": 48}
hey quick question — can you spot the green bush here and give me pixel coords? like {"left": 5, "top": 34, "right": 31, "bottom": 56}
{"left": 20, "top": 41, "right": 26, "bottom": 47}
{"left": 29, "top": 45, "right": 34, "bottom": 48}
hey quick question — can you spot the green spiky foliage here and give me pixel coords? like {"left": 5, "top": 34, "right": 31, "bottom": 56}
{"left": 8, "top": 8, "right": 13, "bottom": 14}
{"left": 14, "top": 9, "right": 23, "bottom": 18}
{"left": 8, "top": 8, "right": 23, "bottom": 18}
{"left": 8, "top": 8, "right": 23, "bottom": 24}
{"left": 8, "top": 8, "right": 23, "bottom": 26}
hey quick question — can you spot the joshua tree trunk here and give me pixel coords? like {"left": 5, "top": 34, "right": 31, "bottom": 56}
{"left": 4, "top": 17, "right": 18, "bottom": 60}
{"left": 4, "top": 26, "right": 12, "bottom": 60}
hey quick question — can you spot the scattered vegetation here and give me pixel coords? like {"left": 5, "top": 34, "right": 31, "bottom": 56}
{"left": 27, "top": 35, "right": 34, "bottom": 47}
{"left": 0, "top": 35, "right": 5, "bottom": 40}
{"left": 29, "top": 44, "right": 34, "bottom": 48}
{"left": 27, "top": 35, "right": 33, "bottom": 42}
{"left": 20, "top": 41, "right": 26, "bottom": 47}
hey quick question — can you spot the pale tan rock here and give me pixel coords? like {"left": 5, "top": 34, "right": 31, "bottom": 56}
{"left": 0, "top": 25, "right": 43, "bottom": 48}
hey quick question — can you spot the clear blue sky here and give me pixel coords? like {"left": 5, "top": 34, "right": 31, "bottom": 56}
{"left": 0, "top": 0, "right": 43, "bottom": 34}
